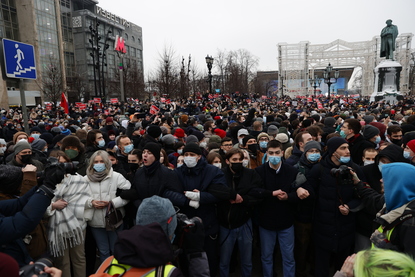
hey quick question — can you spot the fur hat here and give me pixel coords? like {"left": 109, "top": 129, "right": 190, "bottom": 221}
{"left": 143, "top": 142, "right": 161, "bottom": 161}
{"left": 60, "top": 135, "right": 84, "bottom": 154}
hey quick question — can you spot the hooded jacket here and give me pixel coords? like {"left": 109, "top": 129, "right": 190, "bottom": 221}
{"left": 372, "top": 163, "right": 415, "bottom": 257}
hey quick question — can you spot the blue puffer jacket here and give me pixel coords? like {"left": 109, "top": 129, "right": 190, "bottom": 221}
{"left": 166, "top": 157, "right": 227, "bottom": 235}
{"left": 0, "top": 186, "right": 52, "bottom": 266}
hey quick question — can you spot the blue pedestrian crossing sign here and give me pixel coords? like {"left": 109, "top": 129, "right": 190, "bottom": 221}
{"left": 2, "top": 38, "right": 37, "bottom": 79}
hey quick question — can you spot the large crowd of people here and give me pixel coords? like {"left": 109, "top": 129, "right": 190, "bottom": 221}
{"left": 1, "top": 93, "right": 415, "bottom": 277}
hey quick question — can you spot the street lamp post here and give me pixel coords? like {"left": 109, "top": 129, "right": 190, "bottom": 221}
{"left": 205, "top": 55, "right": 214, "bottom": 94}
{"left": 101, "top": 29, "right": 112, "bottom": 102}
{"left": 309, "top": 75, "right": 322, "bottom": 96}
{"left": 323, "top": 63, "right": 339, "bottom": 101}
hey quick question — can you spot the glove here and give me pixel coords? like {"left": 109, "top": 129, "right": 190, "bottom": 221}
{"left": 189, "top": 200, "right": 200, "bottom": 209}
{"left": 183, "top": 219, "right": 205, "bottom": 254}
{"left": 43, "top": 165, "right": 66, "bottom": 190}
{"left": 292, "top": 172, "right": 307, "bottom": 188}
{"left": 185, "top": 191, "right": 200, "bottom": 201}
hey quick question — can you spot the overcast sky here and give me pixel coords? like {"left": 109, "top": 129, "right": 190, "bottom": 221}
{"left": 97, "top": 0, "right": 415, "bottom": 76}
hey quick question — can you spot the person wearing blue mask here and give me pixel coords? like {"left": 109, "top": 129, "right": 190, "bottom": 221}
{"left": 115, "top": 135, "right": 134, "bottom": 174}
{"left": 84, "top": 150, "right": 131, "bottom": 263}
{"left": 293, "top": 140, "right": 321, "bottom": 277}
{"left": 307, "top": 137, "right": 365, "bottom": 277}
{"left": 255, "top": 140, "right": 307, "bottom": 277}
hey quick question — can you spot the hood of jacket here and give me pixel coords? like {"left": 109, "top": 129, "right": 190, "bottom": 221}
{"left": 114, "top": 223, "right": 174, "bottom": 268}
{"left": 376, "top": 143, "right": 408, "bottom": 164}
{"left": 382, "top": 163, "right": 415, "bottom": 212}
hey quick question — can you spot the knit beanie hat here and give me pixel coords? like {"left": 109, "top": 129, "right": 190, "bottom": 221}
{"left": 51, "top": 126, "right": 62, "bottom": 136}
{"left": 174, "top": 128, "right": 185, "bottom": 138}
{"left": 185, "top": 135, "right": 199, "bottom": 145}
{"left": 143, "top": 142, "right": 161, "bottom": 161}
{"left": 161, "top": 134, "right": 175, "bottom": 145}
{"left": 191, "top": 130, "right": 205, "bottom": 142}
{"left": 209, "top": 135, "right": 222, "bottom": 144}
{"left": 0, "top": 253, "right": 20, "bottom": 277}
{"left": 40, "top": 132, "right": 53, "bottom": 145}
{"left": 0, "top": 138, "right": 6, "bottom": 145}
{"left": 183, "top": 142, "right": 202, "bottom": 155}
{"left": 14, "top": 140, "right": 31, "bottom": 154}
{"left": 407, "top": 139, "right": 415, "bottom": 153}
{"left": 362, "top": 125, "right": 380, "bottom": 140}
{"left": 304, "top": 140, "right": 322, "bottom": 153}
{"left": 30, "top": 126, "right": 42, "bottom": 134}
{"left": 0, "top": 164, "right": 23, "bottom": 195}
{"left": 276, "top": 133, "right": 289, "bottom": 143}
{"left": 13, "top": 131, "right": 28, "bottom": 144}
{"left": 257, "top": 132, "right": 271, "bottom": 141}
{"left": 147, "top": 125, "right": 162, "bottom": 138}
{"left": 61, "top": 128, "right": 71, "bottom": 136}
{"left": 214, "top": 128, "right": 226, "bottom": 138}
{"left": 324, "top": 117, "right": 336, "bottom": 127}
{"left": 267, "top": 125, "right": 279, "bottom": 135}
{"left": 242, "top": 135, "right": 255, "bottom": 146}
{"left": 327, "top": 137, "right": 348, "bottom": 157}
{"left": 31, "top": 139, "right": 47, "bottom": 151}
{"left": 136, "top": 195, "right": 177, "bottom": 238}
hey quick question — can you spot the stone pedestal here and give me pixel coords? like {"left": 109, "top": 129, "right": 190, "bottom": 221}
{"left": 370, "top": 60, "right": 404, "bottom": 103}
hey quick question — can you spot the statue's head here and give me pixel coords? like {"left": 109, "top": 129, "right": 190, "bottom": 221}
{"left": 386, "top": 19, "right": 392, "bottom": 26}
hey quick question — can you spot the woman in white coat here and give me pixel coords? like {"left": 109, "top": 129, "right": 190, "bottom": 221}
{"left": 84, "top": 150, "right": 131, "bottom": 262}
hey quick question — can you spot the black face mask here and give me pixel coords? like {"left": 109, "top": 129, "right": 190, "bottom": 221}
{"left": 129, "top": 163, "right": 139, "bottom": 172}
{"left": 231, "top": 162, "right": 243, "bottom": 173}
{"left": 20, "top": 154, "right": 32, "bottom": 164}
{"left": 391, "top": 139, "right": 402, "bottom": 146}
{"left": 248, "top": 144, "right": 258, "bottom": 153}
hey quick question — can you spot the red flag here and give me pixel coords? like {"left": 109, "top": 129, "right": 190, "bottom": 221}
{"left": 150, "top": 105, "right": 160, "bottom": 115}
{"left": 60, "top": 92, "right": 69, "bottom": 114}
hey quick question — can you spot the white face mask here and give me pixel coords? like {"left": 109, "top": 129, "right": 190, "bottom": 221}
{"left": 239, "top": 138, "right": 243, "bottom": 145}
{"left": 213, "top": 162, "right": 222, "bottom": 169}
{"left": 364, "top": 160, "right": 374, "bottom": 166}
{"left": 184, "top": 156, "right": 198, "bottom": 168}
{"left": 0, "top": 146, "right": 6, "bottom": 154}
{"left": 177, "top": 163, "right": 183, "bottom": 168}
{"left": 242, "top": 159, "right": 249, "bottom": 168}
{"left": 200, "top": 142, "right": 207, "bottom": 149}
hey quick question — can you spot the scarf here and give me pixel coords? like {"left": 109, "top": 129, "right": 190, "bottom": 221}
{"left": 48, "top": 174, "right": 91, "bottom": 257}
{"left": 86, "top": 167, "right": 110, "bottom": 183}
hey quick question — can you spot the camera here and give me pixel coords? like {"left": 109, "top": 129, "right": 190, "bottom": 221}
{"left": 176, "top": 213, "right": 202, "bottom": 230}
{"left": 37, "top": 157, "right": 79, "bottom": 179}
{"left": 19, "top": 258, "right": 53, "bottom": 277}
{"left": 330, "top": 165, "right": 353, "bottom": 185}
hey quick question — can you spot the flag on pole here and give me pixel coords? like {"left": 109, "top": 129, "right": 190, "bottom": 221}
{"left": 61, "top": 92, "right": 69, "bottom": 114}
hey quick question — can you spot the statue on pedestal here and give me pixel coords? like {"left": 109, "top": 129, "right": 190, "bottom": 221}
{"left": 380, "top": 19, "right": 399, "bottom": 60}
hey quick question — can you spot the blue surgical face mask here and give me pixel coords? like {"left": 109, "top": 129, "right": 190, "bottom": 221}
{"left": 339, "top": 156, "right": 350, "bottom": 164}
{"left": 374, "top": 136, "right": 381, "bottom": 144}
{"left": 259, "top": 141, "right": 268, "bottom": 149}
{"left": 378, "top": 161, "right": 384, "bottom": 172}
{"left": 31, "top": 134, "right": 40, "bottom": 140}
{"left": 268, "top": 155, "right": 281, "bottom": 165}
{"left": 93, "top": 163, "right": 106, "bottom": 172}
{"left": 177, "top": 149, "right": 183, "bottom": 155}
{"left": 404, "top": 151, "right": 411, "bottom": 160}
{"left": 124, "top": 144, "right": 133, "bottom": 154}
{"left": 307, "top": 153, "right": 321, "bottom": 162}
{"left": 339, "top": 130, "right": 347, "bottom": 138}
{"left": 98, "top": 140, "right": 105, "bottom": 148}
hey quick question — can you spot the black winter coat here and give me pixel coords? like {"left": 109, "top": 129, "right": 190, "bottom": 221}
{"left": 307, "top": 155, "right": 365, "bottom": 252}
{"left": 217, "top": 167, "right": 263, "bottom": 229}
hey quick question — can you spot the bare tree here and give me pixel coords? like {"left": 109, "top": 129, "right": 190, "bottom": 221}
{"left": 66, "top": 66, "right": 89, "bottom": 102}
{"left": 109, "top": 59, "right": 145, "bottom": 100}
{"left": 37, "top": 56, "right": 65, "bottom": 107}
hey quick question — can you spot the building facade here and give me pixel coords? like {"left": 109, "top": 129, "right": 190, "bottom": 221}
{"left": 0, "top": 0, "right": 143, "bottom": 108}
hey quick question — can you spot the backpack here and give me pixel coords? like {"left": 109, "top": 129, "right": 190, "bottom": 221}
{"left": 90, "top": 256, "right": 176, "bottom": 277}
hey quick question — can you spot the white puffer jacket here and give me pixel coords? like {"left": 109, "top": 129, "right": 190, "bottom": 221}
{"left": 84, "top": 168, "right": 131, "bottom": 228}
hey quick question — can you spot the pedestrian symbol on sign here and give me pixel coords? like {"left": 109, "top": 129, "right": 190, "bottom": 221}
{"left": 2, "top": 38, "right": 37, "bottom": 80}
{"left": 14, "top": 44, "right": 24, "bottom": 71}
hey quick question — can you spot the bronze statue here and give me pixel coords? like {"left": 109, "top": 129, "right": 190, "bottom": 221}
{"left": 380, "top": 19, "right": 398, "bottom": 60}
